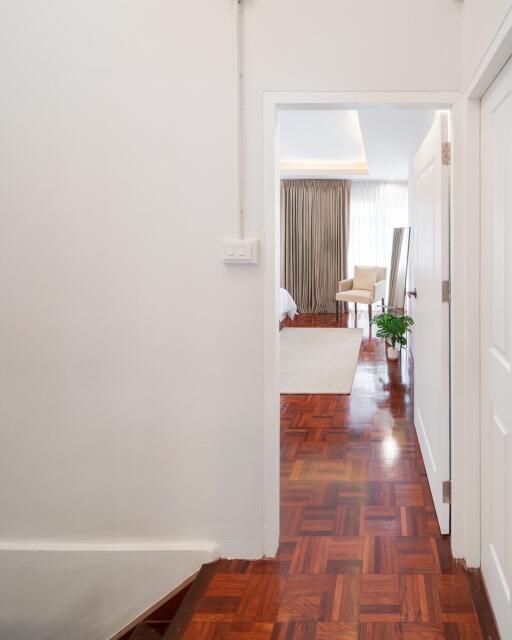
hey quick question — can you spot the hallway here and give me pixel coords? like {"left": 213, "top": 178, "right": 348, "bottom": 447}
{"left": 168, "top": 314, "right": 497, "bottom": 640}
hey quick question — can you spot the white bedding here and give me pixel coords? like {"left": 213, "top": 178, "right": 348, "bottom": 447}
{"left": 280, "top": 288, "right": 298, "bottom": 322}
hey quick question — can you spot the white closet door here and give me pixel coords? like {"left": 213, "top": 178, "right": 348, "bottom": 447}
{"left": 481, "top": 55, "right": 512, "bottom": 639}
{"left": 410, "top": 112, "right": 451, "bottom": 533}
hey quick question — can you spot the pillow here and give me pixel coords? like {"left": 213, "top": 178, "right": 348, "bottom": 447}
{"left": 353, "top": 265, "right": 379, "bottom": 291}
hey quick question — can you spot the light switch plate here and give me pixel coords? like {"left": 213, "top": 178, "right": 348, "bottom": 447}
{"left": 222, "top": 239, "right": 258, "bottom": 264}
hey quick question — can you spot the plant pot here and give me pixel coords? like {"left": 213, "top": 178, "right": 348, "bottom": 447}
{"left": 387, "top": 346, "right": 399, "bottom": 360}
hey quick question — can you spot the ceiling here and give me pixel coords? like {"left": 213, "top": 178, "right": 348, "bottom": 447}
{"left": 280, "top": 108, "right": 437, "bottom": 181}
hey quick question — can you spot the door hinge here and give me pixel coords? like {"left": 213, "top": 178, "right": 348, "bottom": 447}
{"left": 443, "top": 480, "right": 452, "bottom": 504}
{"left": 442, "top": 280, "right": 451, "bottom": 303}
{"left": 442, "top": 141, "right": 451, "bottom": 166}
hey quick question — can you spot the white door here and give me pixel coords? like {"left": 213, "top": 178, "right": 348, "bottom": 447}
{"left": 410, "top": 112, "right": 451, "bottom": 533}
{"left": 481, "top": 56, "right": 512, "bottom": 638}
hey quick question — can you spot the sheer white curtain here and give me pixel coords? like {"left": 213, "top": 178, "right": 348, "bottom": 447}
{"left": 347, "top": 181, "right": 409, "bottom": 282}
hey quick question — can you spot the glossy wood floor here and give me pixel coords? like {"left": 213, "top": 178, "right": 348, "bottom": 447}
{"left": 167, "top": 313, "right": 499, "bottom": 640}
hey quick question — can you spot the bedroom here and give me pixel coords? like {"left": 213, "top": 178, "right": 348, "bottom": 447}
{"left": 279, "top": 107, "right": 442, "bottom": 394}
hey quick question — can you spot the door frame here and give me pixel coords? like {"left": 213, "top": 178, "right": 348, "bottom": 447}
{"left": 262, "top": 91, "right": 458, "bottom": 557}
{"left": 410, "top": 111, "right": 452, "bottom": 535}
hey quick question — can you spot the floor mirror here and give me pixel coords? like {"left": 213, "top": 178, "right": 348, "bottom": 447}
{"left": 388, "top": 227, "right": 411, "bottom": 311}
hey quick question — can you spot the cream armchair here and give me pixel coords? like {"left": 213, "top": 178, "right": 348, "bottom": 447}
{"left": 335, "top": 266, "right": 387, "bottom": 322}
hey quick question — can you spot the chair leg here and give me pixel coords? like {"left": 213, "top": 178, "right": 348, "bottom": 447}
{"left": 369, "top": 304, "right": 372, "bottom": 323}
{"left": 336, "top": 300, "right": 339, "bottom": 323}
{"left": 355, "top": 302, "right": 358, "bottom": 315}
{"left": 382, "top": 297, "right": 385, "bottom": 307}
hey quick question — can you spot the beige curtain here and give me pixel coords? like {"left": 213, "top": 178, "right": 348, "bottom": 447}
{"left": 281, "top": 179, "right": 351, "bottom": 313}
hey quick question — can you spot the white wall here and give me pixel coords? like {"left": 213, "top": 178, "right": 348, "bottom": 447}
{"left": 0, "top": 0, "right": 262, "bottom": 552}
{"left": 0, "top": 546, "right": 216, "bottom": 640}
{"left": 0, "top": 1, "right": 462, "bottom": 638}
{"left": 462, "top": 0, "right": 512, "bottom": 88}
{"left": 0, "top": 2, "right": 256, "bottom": 637}
{"left": 243, "top": 0, "right": 462, "bottom": 235}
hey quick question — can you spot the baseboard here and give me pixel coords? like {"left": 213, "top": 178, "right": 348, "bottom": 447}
{"left": 466, "top": 566, "right": 502, "bottom": 639}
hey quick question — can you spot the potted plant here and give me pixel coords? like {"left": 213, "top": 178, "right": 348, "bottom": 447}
{"left": 370, "top": 312, "right": 414, "bottom": 360}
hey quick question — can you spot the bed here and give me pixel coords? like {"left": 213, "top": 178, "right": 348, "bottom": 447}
{"left": 280, "top": 287, "right": 298, "bottom": 322}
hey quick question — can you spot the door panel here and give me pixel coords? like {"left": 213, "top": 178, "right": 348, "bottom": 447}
{"left": 481, "top": 55, "right": 512, "bottom": 638}
{"left": 410, "top": 112, "right": 451, "bottom": 533}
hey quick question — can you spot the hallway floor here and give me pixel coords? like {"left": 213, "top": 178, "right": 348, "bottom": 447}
{"left": 166, "top": 313, "right": 498, "bottom": 640}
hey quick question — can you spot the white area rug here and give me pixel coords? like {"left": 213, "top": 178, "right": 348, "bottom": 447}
{"left": 280, "top": 328, "right": 363, "bottom": 394}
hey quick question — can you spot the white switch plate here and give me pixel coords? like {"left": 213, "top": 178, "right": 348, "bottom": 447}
{"left": 222, "top": 239, "right": 258, "bottom": 264}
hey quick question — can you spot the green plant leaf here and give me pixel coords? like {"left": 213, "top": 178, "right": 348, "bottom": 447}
{"left": 371, "top": 312, "right": 414, "bottom": 349}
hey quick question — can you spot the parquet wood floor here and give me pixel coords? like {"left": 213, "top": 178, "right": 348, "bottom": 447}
{"left": 165, "top": 313, "right": 499, "bottom": 640}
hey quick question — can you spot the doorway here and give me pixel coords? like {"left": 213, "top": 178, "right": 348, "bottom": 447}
{"left": 262, "top": 94, "right": 457, "bottom": 557}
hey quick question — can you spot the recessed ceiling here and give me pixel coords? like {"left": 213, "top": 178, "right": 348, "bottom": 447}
{"left": 280, "top": 110, "right": 368, "bottom": 176}
{"left": 280, "top": 108, "right": 437, "bottom": 181}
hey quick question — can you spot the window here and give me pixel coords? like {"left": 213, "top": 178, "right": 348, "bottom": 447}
{"left": 348, "top": 181, "right": 408, "bottom": 279}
